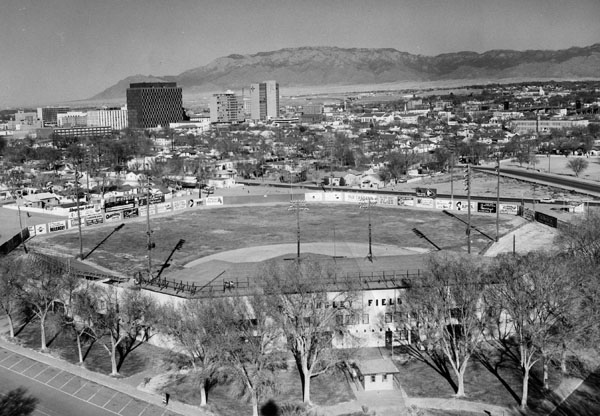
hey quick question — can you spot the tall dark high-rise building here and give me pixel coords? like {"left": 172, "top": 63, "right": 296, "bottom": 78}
{"left": 37, "top": 106, "right": 70, "bottom": 127}
{"left": 126, "top": 82, "right": 183, "bottom": 128}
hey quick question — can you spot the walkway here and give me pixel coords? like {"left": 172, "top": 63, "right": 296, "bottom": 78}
{"left": 0, "top": 338, "right": 209, "bottom": 416}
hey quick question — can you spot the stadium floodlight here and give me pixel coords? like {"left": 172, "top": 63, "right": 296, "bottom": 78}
{"left": 288, "top": 200, "right": 309, "bottom": 260}
{"left": 359, "top": 199, "right": 377, "bottom": 262}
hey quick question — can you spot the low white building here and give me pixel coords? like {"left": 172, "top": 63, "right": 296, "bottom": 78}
{"left": 356, "top": 359, "right": 399, "bottom": 391}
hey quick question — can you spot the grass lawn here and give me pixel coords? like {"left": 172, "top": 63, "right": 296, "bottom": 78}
{"left": 32, "top": 203, "right": 519, "bottom": 278}
{"left": 159, "top": 365, "right": 355, "bottom": 416}
{"left": 394, "top": 348, "right": 566, "bottom": 410}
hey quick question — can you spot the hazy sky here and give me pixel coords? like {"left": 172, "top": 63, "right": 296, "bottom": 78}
{"left": 2, "top": 0, "right": 599, "bottom": 107}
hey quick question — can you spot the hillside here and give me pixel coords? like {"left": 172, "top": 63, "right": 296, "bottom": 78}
{"left": 90, "top": 44, "right": 600, "bottom": 100}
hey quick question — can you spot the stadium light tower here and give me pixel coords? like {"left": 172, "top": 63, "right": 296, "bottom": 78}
{"left": 463, "top": 164, "right": 472, "bottom": 254}
{"left": 288, "top": 199, "right": 309, "bottom": 260}
{"left": 359, "top": 198, "right": 377, "bottom": 262}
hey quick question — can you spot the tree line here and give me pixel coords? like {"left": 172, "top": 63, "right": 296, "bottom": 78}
{"left": 1, "top": 212, "right": 599, "bottom": 413}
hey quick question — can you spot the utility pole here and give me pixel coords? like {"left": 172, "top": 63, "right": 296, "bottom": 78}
{"left": 450, "top": 152, "right": 454, "bottom": 206}
{"left": 74, "top": 163, "right": 83, "bottom": 259}
{"left": 146, "top": 173, "right": 153, "bottom": 279}
{"left": 288, "top": 199, "right": 308, "bottom": 260}
{"left": 463, "top": 165, "right": 472, "bottom": 254}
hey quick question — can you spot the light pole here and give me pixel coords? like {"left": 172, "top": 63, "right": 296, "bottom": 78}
{"left": 288, "top": 199, "right": 308, "bottom": 260}
{"left": 450, "top": 152, "right": 454, "bottom": 207}
{"left": 9, "top": 184, "right": 28, "bottom": 254}
{"left": 496, "top": 156, "right": 500, "bottom": 242}
{"left": 360, "top": 199, "right": 377, "bottom": 262}
{"left": 463, "top": 164, "right": 472, "bottom": 254}
{"left": 145, "top": 173, "right": 154, "bottom": 279}
{"left": 74, "top": 163, "right": 84, "bottom": 259}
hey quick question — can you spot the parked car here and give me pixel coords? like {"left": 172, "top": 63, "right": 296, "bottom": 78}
{"left": 539, "top": 197, "right": 556, "bottom": 204}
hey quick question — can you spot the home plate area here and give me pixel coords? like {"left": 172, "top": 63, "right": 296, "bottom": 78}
{"left": 164, "top": 242, "right": 431, "bottom": 290}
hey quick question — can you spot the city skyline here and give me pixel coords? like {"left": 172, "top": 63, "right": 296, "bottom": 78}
{"left": 1, "top": 0, "right": 600, "bottom": 108}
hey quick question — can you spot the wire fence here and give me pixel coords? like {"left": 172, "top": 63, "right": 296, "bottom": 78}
{"left": 134, "top": 269, "right": 421, "bottom": 298}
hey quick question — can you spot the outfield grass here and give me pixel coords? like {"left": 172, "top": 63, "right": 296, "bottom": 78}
{"left": 32, "top": 203, "right": 520, "bottom": 279}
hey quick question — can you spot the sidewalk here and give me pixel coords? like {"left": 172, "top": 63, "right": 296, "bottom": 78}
{"left": 0, "top": 337, "right": 212, "bottom": 416}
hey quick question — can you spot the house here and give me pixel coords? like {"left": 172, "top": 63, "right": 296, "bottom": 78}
{"left": 356, "top": 359, "right": 399, "bottom": 391}
{"left": 360, "top": 174, "right": 384, "bottom": 189}
{"left": 21, "top": 192, "right": 60, "bottom": 209}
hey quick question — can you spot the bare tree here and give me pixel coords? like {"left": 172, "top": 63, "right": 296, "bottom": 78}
{"left": 221, "top": 295, "right": 282, "bottom": 416}
{"left": 260, "top": 258, "right": 357, "bottom": 404}
{"left": 92, "top": 288, "right": 158, "bottom": 376}
{"left": 20, "top": 256, "right": 66, "bottom": 352}
{"left": 0, "top": 254, "right": 26, "bottom": 339}
{"left": 0, "top": 387, "right": 38, "bottom": 416}
{"left": 403, "top": 253, "right": 487, "bottom": 397}
{"left": 485, "top": 252, "right": 579, "bottom": 410}
{"left": 67, "top": 283, "right": 102, "bottom": 365}
{"left": 556, "top": 210, "right": 600, "bottom": 266}
{"left": 566, "top": 158, "right": 589, "bottom": 177}
{"left": 160, "top": 298, "right": 227, "bottom": 406}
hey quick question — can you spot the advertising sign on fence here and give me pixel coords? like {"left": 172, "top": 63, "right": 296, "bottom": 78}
{"left": 477, "top": 202, "right": 497, "bottom": 213}
{"left": 377, "top": 195, "right": 397, "bottom": 206}
{"left": 48, "top": 220, "right": 67, "bottom": 232}
{"left": 85, "top": 213, "right": 104, "bottom": 226}
{"left": 453, "top": 200, "right": 476, "bottom": 211}
{"left": 156, "top": 202, "right": 172, "bottom": 213}
{"left": 345, "top": 193, "right": 377, "bottom": 204}
{"left": 123, "top": 208, "right": 139, "bottom": 219}
{"left": 35, "top": 224, "right": 47, "bottom": 235}
{"left": 535, "top": 211, "right": 558, "bottom": 228}
{"left": 415, "top": 188, "right": 437, "bottom": 197}
{"left": 205, "top": 196, "right": 224, "bottom": 206}
{"left": 69, "top": 218, "right": 84, "bottom": 228}
{"left": 305, "top": 193, "right": 323, "bottom": 202}
{"left": 500, "top": 204, "right": 518, "bottom": 215}
{"left": 105, "top": 212, "right": 122, "bottom": 222}
{"left": 68, "top": 205, "right": 98, "bottom": 219}
{"left": 398, "top": 196, "right": 414, "bottom": 206}
{"left": 435, "top": 199, "right": 453, "bottom": 210}
{"left": 104, "top": 196, "right": 136, "bottom": 211}
{"left": 415, "top": 197, "right": 434, "bottom": 208}
{"left": 173, "top": 200, "right": 187, "bottom": 211}
{"left": 28, "top": 225, "right": 36, "bottom": 236}
{"left": 138, "top": 206, "right": 153, "bottom": 217}
{"left": 322, "top": 192, "right": 343, "bottom": 202}
{"left": 521, "top": 206, "right": 535, "bottom": 221}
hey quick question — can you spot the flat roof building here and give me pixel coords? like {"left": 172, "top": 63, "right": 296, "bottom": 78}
{"left": 250, "top": 80, "right": 279, "bottom": 121}
{"left": 87, "top": 108, "right": 128, "bottom": 130}
{"left": 37, "top": 107, "right": 70, "bottom": 127}
{"left": 126, "top": 82, "right": 183, "bottom": 129}
{"left": 210, "top": 92, "right": 245, "bottom": 124}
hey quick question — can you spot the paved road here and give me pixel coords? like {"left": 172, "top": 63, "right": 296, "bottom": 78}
{"left": 0, "top": 347, "right": 178, "bottom": 416}
{"left": 475, "top": 166, "right": 600, "bottom": 199}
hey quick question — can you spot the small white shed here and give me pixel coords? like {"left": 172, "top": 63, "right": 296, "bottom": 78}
{"left": 356, "top": 359, "right": 399, "bottom": 391}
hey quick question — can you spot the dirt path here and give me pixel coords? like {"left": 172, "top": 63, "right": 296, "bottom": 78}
{"left": 484, "top": 221, "right": 559, "bottom": 256}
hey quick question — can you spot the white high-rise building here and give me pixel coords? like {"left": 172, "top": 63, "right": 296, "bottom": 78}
{"left": 210, "top": 92, "right": 244, "bottom": 123}
{"left": 250, "top": 80, "right": 279, "bottom": 121}
{"left": 87, "top": 108, "right": 128, "bottom": 130}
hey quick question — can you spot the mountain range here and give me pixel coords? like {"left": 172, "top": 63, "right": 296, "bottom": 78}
{"left": 90, "top": 44, "right": 600, "bottom": 100}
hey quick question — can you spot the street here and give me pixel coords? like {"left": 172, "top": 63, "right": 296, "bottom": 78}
{"left": 0, "top": 347, "right": 176, "bottom": 416}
